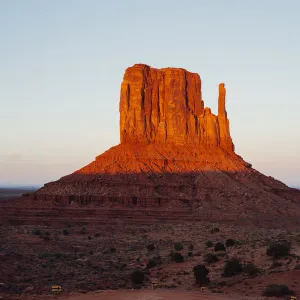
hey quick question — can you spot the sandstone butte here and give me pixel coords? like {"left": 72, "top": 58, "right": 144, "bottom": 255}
{"left": 3, "top": 64, "right": 300, "bottom": 225}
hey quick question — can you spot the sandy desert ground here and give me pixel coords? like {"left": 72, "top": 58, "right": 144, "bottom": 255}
{"left": 1, "top": 221, "right": 300, "bottom": 299}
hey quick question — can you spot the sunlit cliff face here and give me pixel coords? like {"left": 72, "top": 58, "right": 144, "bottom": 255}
{"left": 120, "top": 64, "right": 233, "bottom": 152}
{"left": 72, "top": 64, "right": 246, "bottom": 176}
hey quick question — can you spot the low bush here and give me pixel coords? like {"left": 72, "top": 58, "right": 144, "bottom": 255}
{"left": 147, "top": 256, "right": 162, "bottom": 269}
{"left": 171, "top": 252, "right": 184, "bottom": 263}
{"left": 270, "top": 261, "right": 283, "bottom": 269}
{"left": 188, "top": 244, "right": 194, "bottom": 251}
{"left": 225, "top": 238, "right": 235, "bottom": 247}
{"left": 193, "top": 264, "right": 210, "bottom": 286}
{"left": 38, "top": 252, "right": 52, "bottom": 259}
{"left": 80, "top": 227, "right": 87, "bottom": 234}
{"left": 54, "top": 253, "right": 63, "bottom": 259}
{"left": 131, "top": 269, "right": 145, "bottom": 285}
{"left": 243, "top": 263, "right": 260, "bottom": 277}
{"left": 203, "top": 253, "right": 219, "bottom": 264}
{"left": 206, "top": 240, "right": 214, "bottom": 248}
{"left": 174, "top": 242, "right": 184, "bottom": 251}
{"left": 216, "top": 251, "right": 227, "bottom": 258}
{"left": 267, "top": 241, "right": 291, "bottom": 259}
{"left": 262, "top": 284, "right": 295, "bottom": 297}
{"left": 210, "top": 227, "right": 219, "bottom": 233}
{"left": 214, "top": 242, "right": 226, "bottom": 252}
{"left": 223, "top": 258, "right": 243, "bottom": 277}
{"left": 63, "top": 229, "right": 69, "bottom": 235}
{"left": 147, "top": 243, "right": 155, "bottom": 251}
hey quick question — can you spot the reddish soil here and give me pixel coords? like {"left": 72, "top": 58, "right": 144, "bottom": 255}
{"left": 1, "top": 221, "right": 300, "bottom": 299}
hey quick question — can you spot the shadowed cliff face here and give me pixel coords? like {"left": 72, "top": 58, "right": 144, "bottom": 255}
{"left": 120, "top": 64, "right": 233, "bottom": 151}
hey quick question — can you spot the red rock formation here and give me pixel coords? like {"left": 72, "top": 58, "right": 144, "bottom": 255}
{"left": 5, "top": 63, "right": 299, "bottom": 226}
{"left": 217, "top": 83, "right": 234, "bottom": 151}
{"left": 120, "top": 64, "right": 233, "bottom": 151}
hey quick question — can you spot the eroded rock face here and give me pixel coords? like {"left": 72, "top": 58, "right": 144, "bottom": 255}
{"left": 120, "top": 64, "right": 233, "bottom": 151}
{"left": 6, "top": 63, "right": 300, "bottom": 226}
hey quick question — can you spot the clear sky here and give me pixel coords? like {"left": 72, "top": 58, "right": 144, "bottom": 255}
{"left": 0, "top": 0, "right": 299, "bottom": 187}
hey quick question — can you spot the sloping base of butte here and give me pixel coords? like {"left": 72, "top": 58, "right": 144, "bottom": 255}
{"left": 23, "top": 64, "right": 300, "bottom": 223}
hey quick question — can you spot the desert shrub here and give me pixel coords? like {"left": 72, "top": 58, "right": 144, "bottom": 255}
{"left": 110, "top": 247, "right": 116, "bottom": 253}
{"left": 80, "top": 227, "right": 87, "bottom": 234}
{"left": 38, "top": 252, "right": 52, "bottom": 259}
{"left": 225, "top": 238, "right": 235, "bottom": 247}
{"left": 270, "top": 260, "right": 283, "bottom": 269}
{"left": 216, "top": 281, "right": 227, "bottom": 287}
{"left": 210, "top": 227, "right": 219, "bottom": 233}
{"left": 174, "top": 242, "right": 184, "bottom": 251}
{"left": 216, "top": 251, "right": 227, "bottom": 258}
{"left": 262, "top": 284, "right": 295, "bottom": 297}
{"left": 214, "top": 242, "right": 226, "bottom": 252}
{"left": 32, "top": 229, "right": 41, "bottom": 236}
{"left": 54, "top": 253, "right": 63, "bottom": 259}
{"left": 45, "top": 231, "right": 50, "bottom": 236}
{"left": 193, "top": 264, "right": 210, "bottom": 286}
{"left": 147, "top": 259, "right": 156, "bottom": 269}
{"left": 63, "top": 229, "right": 69, "bottom": 235}
{"left": 131, "top": 269, "right": 145, "bottom": 285}
{"left": 66, "top": 224, "right": 72, "bottom": 228}
{"left": 43, "top": 236, "right": 50, "bottom": 241}
{"left": 223, "top": 258, "right": 243, "bottom": 277}
{"left": 94, "top": 233, "right": 101, "bottom": 237}
{"left": 294, "top": 265, "right": 300, "bottom": 270}
{"left": 147, "top": 256, "right": 162, "bottom": 269}
{"left": 88, "top": 236, "right": 92, "bottom": 240}
{"left": 188, "top": 243, "right": 194, "bottom": 251}
{"left": 147, "top": 243, "right": 155, "bottom": 251}
{"left": 206, "top": 240, "right": 214, "bottom": 248}
{"left": 171, "top": 252, "right": 184, "bottom": 263}
{"left": 203, "top": 253, "right": 219, "bottom": 264}
{"left": 243, "top": 263, "right": 260, "bottom": 277}
{"left": 188, "top": 251, "right": 193, "bottom": 257}
{"left": 267, "top": 241, "right": 291, "bottom": 259}
{"left": 119, "top": 263, "right": 127, "bottom": 269}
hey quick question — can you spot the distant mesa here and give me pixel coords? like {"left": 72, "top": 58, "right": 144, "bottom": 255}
{"left": 6, "top": 64, "right": 300, "bottom": 225}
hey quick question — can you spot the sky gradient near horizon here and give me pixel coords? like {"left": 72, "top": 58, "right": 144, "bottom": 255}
{"left": 0, "top": 0, "right": 300, "bottom": 187}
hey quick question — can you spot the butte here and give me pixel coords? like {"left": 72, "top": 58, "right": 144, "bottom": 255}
{"left": 4, "top": 64, "right": 300, "bottom": 226}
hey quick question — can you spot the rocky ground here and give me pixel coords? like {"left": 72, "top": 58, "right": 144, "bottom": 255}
{"left": 1, "top": 221, "right": 300, "bottom": 299}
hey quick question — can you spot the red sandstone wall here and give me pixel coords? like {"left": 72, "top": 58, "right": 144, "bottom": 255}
{"left": 120, "top": 64, "right": 233, "bottom": 151}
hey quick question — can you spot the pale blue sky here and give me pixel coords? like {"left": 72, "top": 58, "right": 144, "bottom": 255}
{"left": 0, "top": 0, "right": 299, "bottom": 187}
